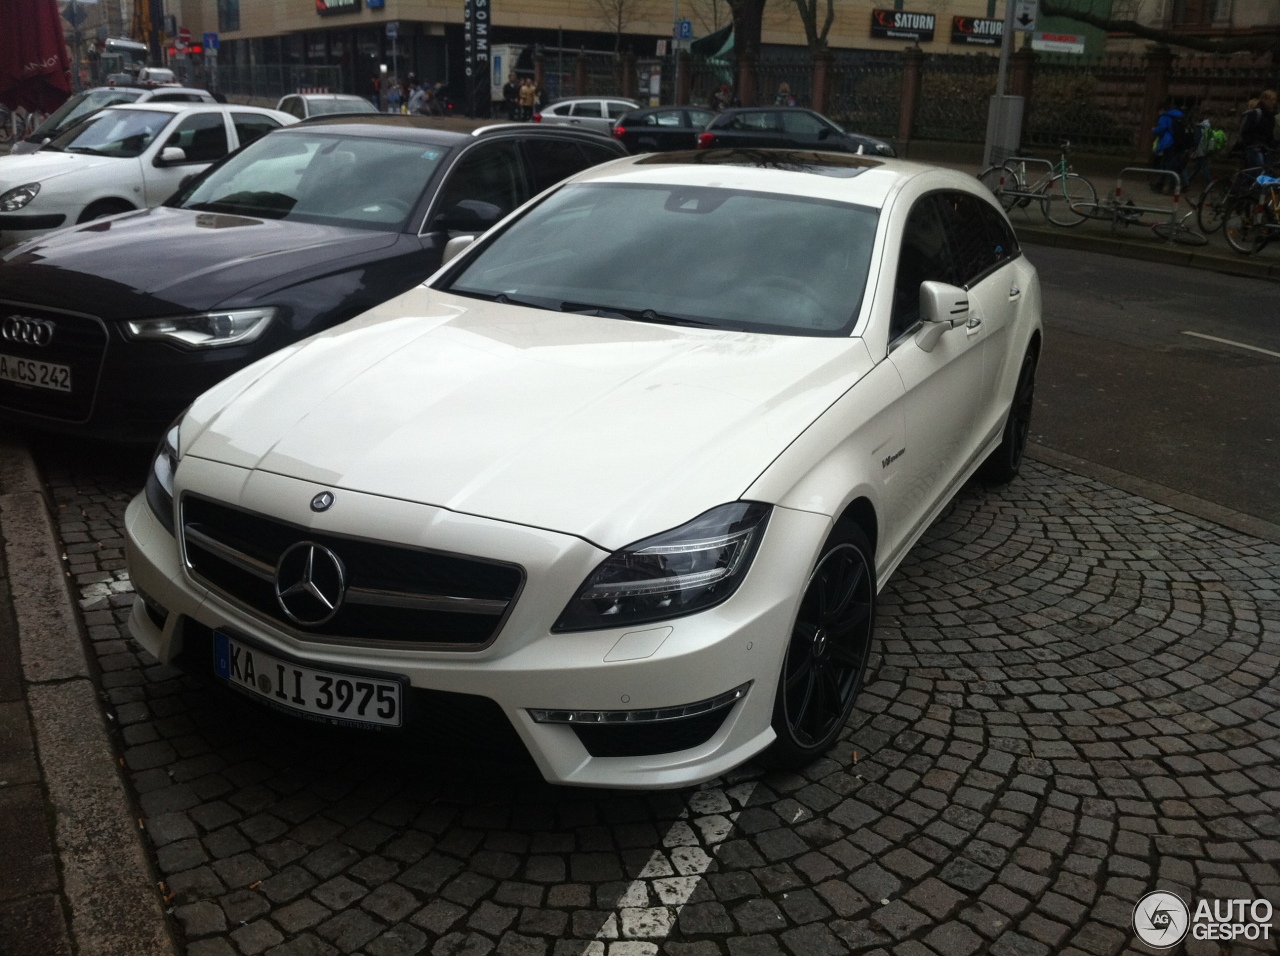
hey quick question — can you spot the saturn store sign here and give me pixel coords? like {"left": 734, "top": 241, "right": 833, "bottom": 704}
{"left": 952, "top": 16, "right": 1003, "bottom": 46}
{"left": 316, "top": 0, "right": 361, "bottom": 15}
{"left": 870, "top": 9, "right": 936, "bottom": 42}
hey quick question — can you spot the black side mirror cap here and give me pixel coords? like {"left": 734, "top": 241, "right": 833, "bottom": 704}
{"left": 435, "top": 199, "right": 504, "bottom": 233}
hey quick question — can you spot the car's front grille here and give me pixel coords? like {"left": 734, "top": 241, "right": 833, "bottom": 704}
{"left": 181, "top": 496, "right": 524, "bottom": 649}
{"left": 0, "top": 303, "right": 108, "bottom": 422}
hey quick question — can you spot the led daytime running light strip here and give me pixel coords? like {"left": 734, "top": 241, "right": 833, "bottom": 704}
{"left": 529, "top": 681, "right": 751, "bottom": 725}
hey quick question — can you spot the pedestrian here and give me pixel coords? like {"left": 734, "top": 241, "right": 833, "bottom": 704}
{"left": 503, "top": 72, "right": 520, "bottom": 121}
{"left": 1239, "top": 89, "right": 1277, "bottom": 169}
{"left": 774, "top": 82, "right": 796, "bottom": 107}
{"left": 385, "top": 81, "right": 402, "bottom": 114}
{"left": 518, "top": 77, "right": 536, "bottom": 121}
{"left": 407, "top": 81, "right": 426, "bottom": 115}
{"left": 712, "top": 83, "right": 731, "bottom": 112}
{"left": 370, "top": 75, "right": 381, "bottom": 111}
{"left": 1183, "top": 114, "right": 1223, "bottom": 193}
{"left": 1150, "top": 101, "right": 1191, "bottom": 194}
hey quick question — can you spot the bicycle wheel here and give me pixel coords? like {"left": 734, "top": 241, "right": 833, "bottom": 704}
{"left": 1069, "top": 200, "right": 1116, "bottom": 222}
{"left": 1152, "top": 216, "right": 1209, "bottom": 246}
{"left": 1041, "top": 173, "right": 1097, "bottom": 227}
{"left": 978, "top": 164, "right": 1021, "bottom": 211}
{"left": 1223, "top": 198, "right": 1264, "bottom": 255}
{"left": 1196, "top": 178, "right": 1231, "bottom": 234}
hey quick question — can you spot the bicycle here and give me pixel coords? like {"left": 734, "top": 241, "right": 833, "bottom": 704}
{"left": 1071, "top": 167, "right": 1209, "bottom": 246}
{"left": 1197, "top": 164, "right": 1272, "bottom": 234}
{"left": 977, "top": 141, "right": 1098, "bottom": 228}
{"left": 1223, "top": 173, "right": 1280, "bottom": 255}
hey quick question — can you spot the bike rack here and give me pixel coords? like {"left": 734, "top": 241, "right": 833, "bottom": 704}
{"left": 1113, "top": 167, "right": 1181, "bottom": 239}
{"left": 995, "top": 156, "right": 1054, "bottom": 198}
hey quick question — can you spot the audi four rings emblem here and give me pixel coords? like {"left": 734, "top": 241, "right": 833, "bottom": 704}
{"left": 2, "top": 315, "right": 56, "bottom": 348}
{"left": 274, "top": 541, "right": 346, "bottom": 626}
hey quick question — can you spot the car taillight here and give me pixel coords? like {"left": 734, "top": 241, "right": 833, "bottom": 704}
{"left": 698, "top": 132, "right": 715, "bottom": 149}
{"left": 612, "top": 126, "right": 626, "bottom": 139}
{"left": 532, "top": 113, "right": 542, "bottom": 123}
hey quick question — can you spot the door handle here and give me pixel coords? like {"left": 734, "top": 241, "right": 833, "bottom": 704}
{"left": 1009, "top": 285, "right": 1021, "bottom": 298}
{"left": 966, "top": 315, "right": 983, "bottom": 331}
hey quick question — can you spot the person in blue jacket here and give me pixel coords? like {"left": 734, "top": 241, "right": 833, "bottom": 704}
{"left": 1151, "top": 102, "right": 1191, "bottom": 194}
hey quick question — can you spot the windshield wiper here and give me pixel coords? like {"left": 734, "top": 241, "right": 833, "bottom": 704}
{"left": 560, "top": 302, "right": 721, "bottom": 329}
{"left": 451, "top": 289, "right": 558, "bottom": 312}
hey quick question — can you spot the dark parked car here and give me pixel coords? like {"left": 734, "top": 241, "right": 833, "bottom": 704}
{"left": 697, "top": 107, "right": 896, "bottom": 157}
{"left": 611, "top": 106, "right": 718, "bottom": 153}
{"left": 0, "top": 118, "right": 626, "bottom": 441}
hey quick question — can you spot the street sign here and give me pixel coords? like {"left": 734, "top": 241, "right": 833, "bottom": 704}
{"left": 656, "top": 39, "right": 668, "bottom": 56}
{"left": 676, "top": 19, "right": 693, "bottom": 40}
{"left": 1012, "top": 0, "right": 1037, "bottom": 32}
{"left": 1032, "top": 31, "right": 1085, "bottom": 53}
{"left": 386, "top": 20, "right": 399, "bottom": 39}
{"left": 62, "top": 3, "right": 88, "bottom": 28}
{"left": 203, "top": 32, "right": 219, "bottom": 51}
{"left": 177, "top": 26, "right": 191, "bottom": 50}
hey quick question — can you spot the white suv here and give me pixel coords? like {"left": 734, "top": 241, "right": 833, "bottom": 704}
{"left": 0, "top": 103, "right": 295, "bottom": 247}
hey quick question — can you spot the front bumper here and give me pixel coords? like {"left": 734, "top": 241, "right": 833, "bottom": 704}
{"left": 124, "top": 460, "right": 831, "bottom": 788}
{"left": 0, "top": 213, "right": 67, "bottom": 248}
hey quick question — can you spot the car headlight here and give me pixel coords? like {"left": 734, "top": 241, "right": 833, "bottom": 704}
{"left": 0, "top": 183, "right": 40, "bottom": 211}
{"left": 876, "top": 143, "right": 895, "bottom": 156}
{"left": 552, "top": 502, "right": 772, "bottom": 632}
{"left": 144, "top": 417, "right": 181, "bottom": 535}
{"left": 124, "top": 308, "right": 276, "bottom": 349}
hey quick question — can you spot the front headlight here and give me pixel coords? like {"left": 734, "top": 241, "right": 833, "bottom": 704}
{"left": 552, "top": 502, "right": 772, "bottom": 632}
{"left": 124, "top": 308, "right": 276, "bottom": 349}
{"left": 144, "top": 418, "right": 181, "bottom": 535}
{"left": 0, "top": 183, "right": 40, "bottom": 211}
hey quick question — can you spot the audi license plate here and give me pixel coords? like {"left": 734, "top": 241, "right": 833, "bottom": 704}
{"left": 0, "top": 352, "right": 72, "bottom": 392}
{"left": 213, "top": 631, "right": 403, "bottom": 728}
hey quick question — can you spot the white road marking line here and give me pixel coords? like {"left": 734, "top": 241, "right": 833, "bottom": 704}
{"left": 1182, "top": 331, "right": 1280, "bottom": 360}
{"left": 591, "top": 778, "right": 763, "bottom": 954}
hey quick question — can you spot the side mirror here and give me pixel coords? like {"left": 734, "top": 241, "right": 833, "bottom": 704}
{"left": 915, "top": 281, "right": 971, "bottom": 352}
{"left": 156, "top": 146, "right": 186, "bottom": 166}
{"left": 434, "top": 199, "right": 504, "bottom": 233}
{"left": 442, "top": 234, "right": 476, "bottom": 265}
{"left": 817, "top": 127, "right": 831, "bottom": 140}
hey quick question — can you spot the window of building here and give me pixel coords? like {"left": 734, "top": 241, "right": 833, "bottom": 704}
{"left": 217, "top": 0, "right": 240, "bottom": 33}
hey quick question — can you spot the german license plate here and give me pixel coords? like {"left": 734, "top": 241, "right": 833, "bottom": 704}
{"left": 213, "top": 631, "right": 403, "bottom": 728}
{"left": 0, "top": 352, "right": 71, "bottom": 392}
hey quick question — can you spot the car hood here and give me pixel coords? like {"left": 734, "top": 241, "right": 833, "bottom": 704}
{"left": 0, "top": 207, "right": 400, "bottom": 317}
{"left": 184, "top": 287, "right": 874, "bottom": 549}
{"left": 0, "top": 150, "right": 126, "bottom": 187}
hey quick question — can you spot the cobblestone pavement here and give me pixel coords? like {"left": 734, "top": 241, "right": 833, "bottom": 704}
{"left": 31, "top": 436, "right": 1280, "bottom": 956}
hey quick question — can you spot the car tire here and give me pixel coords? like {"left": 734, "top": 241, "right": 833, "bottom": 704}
{"left": 980, "top": 348, "right": 1037, "bottom": 484}
{"left": 77, "top": 199, "right": 136, "bottom": 224}
{"left": 766, "top": 523, "right": 876, "bottom": 769}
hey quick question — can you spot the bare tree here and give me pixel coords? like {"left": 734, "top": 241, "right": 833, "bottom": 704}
{"left": 791, "top": 0, "right": 835, "bottom": 52}
{"left": 689, "top": 0, "right": 732, "bottom": 37}
{"left": 589, "top": 0, "right": 644, "bottom": 54}
{"left": 1041, "top": 0, "right": 1280, "bottom": 55}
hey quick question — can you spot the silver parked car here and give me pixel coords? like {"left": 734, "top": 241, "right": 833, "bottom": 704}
{"left": 534, "top": 97, "right": 639, "bottom": 135}
{"left": 275, "top": 94, "right": 380, "bottom": 120}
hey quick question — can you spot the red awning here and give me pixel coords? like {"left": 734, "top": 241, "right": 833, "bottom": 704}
{"left": 0, "top": 0, "right": 73, "bottom": 113}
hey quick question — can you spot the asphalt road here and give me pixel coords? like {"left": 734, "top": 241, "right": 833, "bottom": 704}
{"left": 1029, "top": 245, "right": 1280, "bottom": 524}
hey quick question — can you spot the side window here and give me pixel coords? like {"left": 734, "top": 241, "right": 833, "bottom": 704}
{"left": 281, "top": 97, "right": 305, "bottom": 119}
{"left": 163, "top": 113, "right": 229, "bottom": 162}
{"left": 437, "top": 142, "right": 523, "bottom": 221}
{"left": 578, "top": 142, "right": 622, "bottom": 166}
{"left": 891, "top": 196, "right": 958, "bottom": 342}
{"left": 730, "top": 113, "right": 770, "bottom": 131}
{"left": 607, "top": 102, "right": 631, "bottom": 119}
{"left": 232, "top": 112, "right": 281, "bottom": 149}
{"left": 525, "top": 138, "right": 592, "bottom": 194}
{"left": 654, "top": 111, "right": 682, "bottom": 127}
{"left": 638, "top": 113, "right": 657, "bottom": 126}
{"left": 686, "top": 109, "right": 715, "bottom": 127}
{"left": 781, "top": 111, "right": 825, "bottom": 135}
{"left": 938, "top": 191, "right": 1001, "bottom": 285}
{"left": 977, "top": 201, "right": 1019, "bottom": 260}
{"left": 571, "top": 101, "right": 603, "bottom": 117}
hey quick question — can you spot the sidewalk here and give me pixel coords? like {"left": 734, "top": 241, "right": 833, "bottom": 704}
{"left": 0, "top": 438, "right": 175, "bottom": 956}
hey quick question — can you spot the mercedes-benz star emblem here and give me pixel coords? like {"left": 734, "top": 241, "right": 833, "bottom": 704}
{"left": 2, "top": 315, "right": 56, "bottom": 348}
{"left": 310, "top": 491, "right": 335, "bottom": 512}
{"left": 274, "top": 541, "right": 346, "bottom": 626}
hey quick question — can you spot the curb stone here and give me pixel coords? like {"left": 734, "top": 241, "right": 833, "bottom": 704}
{"left": 0, "top": 436, "right": 176, "bottom": 956}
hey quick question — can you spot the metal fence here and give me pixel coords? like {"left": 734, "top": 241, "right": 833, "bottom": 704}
{"left": 828, "top": 57, "right": 902, "bottom": 139}
{"left": 756, "top": 51, "right": 814, "bottom": 108}
{"left": 916, "top": 54, "right": 998, "bottom": 143}
{"left": 215, "top": 64, "right": 348, "bottom": 101}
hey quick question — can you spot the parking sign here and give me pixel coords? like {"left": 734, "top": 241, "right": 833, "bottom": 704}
{"left": 676, "top": 19, "right": 693, "bottom": 39}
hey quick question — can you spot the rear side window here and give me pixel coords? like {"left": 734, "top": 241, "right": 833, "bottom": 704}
{"left": 571, "top": 102, "right": 603, "bottom": 118}
{"left": 525, "top": 139, "right": 593, "bottom": 194}
{"left": 164, "top": 112, "right": 229, "bottom": 162}
{"left": 687, "top": 109, "right": 715, "bottom": 127}
{"left": 781, "top": 111, "right": 825, "bottom": 135}
{"left": 579, "top": 141, "right": 622, "bottom": 165}
{"left": 653, "top": 111, "right": 683, "bottom": 127}
{"left": 438, "top": 142, "right": 524, "bottom": 220}
{"left": 280, "top": 97, "right": 305, "bottom": 119}
{"left": 607, "top": 102, "right": 631, "bottom": 119}
{"left": 232, "top": 112, "right": 281, "bottom": 149}
{"left": 938, "top": 191, "right": 1002, "bottom": 285}
{"left": 729, "top": 113, "right": 773, "bottom": 131}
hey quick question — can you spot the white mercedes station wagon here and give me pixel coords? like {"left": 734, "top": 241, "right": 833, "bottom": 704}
{"left": 124, "top": 150, "right": 1042, "bottom": 789}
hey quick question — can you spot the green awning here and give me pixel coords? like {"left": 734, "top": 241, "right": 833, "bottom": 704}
{"left": 690, "top": 23, "right": 733, "bottom": 58}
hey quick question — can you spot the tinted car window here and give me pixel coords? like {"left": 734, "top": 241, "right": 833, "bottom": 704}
{"left": 938, "top": 191, "right": 1001, "bottom": 285}
{"left": 978, "top": 200, "right": 1019, "bottom": 259}
{"left": 231, "top": 113, "right": 281, "bottom": 148}
{"left": 438, "top": 142, "right": 524, "bottom": 220}
{"left": 781, "top": 111, "right": 826, "bottom": 135}
{"left": 891, "top": 196, "right": 957, "bottom": 340}
{"left": 165, "top": 112, "right": 229, "bottom": 162}
{"left": 525, "top": 139, "right": 593, "bottom": 194}
{"left": 729, "top": 112, "right": 774, "bottom": 131}
{"left": 579, "top": 141, "right": 622, "bottom": 166}
{"left": 687, "top": 109, "right": 715, "bottom": 127}
{"left": 607, "top": 102, "right": 632, "bottom": 119}
{"left": 653, "top": 111, "right": 683, "bottom": 127}
{"left": 571, "top": 102, "right": 603, "bottom": 117}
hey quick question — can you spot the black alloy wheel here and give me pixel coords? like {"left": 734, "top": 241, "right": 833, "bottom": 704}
{"left": 981, "top": 349, "right": 1037, "bottom": 483}
{"left": 768, "top": 526, "right": 876, "bottom": 767}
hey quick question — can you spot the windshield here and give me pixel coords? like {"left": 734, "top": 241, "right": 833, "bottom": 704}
{"left": 46, "top": 107, "right": 171, "bottom": 157}
{"left": 30, "top": 89, "right": 144, "bottom": 140}
{"left": 180, "top": 132, "right": 445, "bottom": 230}
{"left": 444, "top": 182, "right": 879, "bottom": 336}
{"left": 308, "top": 96, "right": 378, "bottom": 115}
